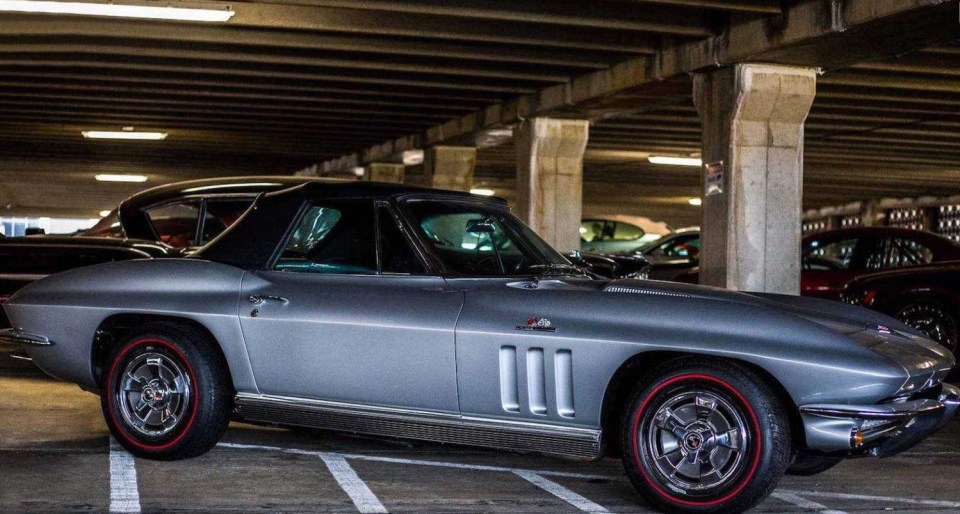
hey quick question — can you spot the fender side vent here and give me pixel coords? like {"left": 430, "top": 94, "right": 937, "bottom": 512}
{"left": 604, "top": 286, "right": 690, "bottom": 298}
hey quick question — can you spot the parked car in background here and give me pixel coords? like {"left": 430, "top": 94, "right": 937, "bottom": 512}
{"left": 842, "top": 262, "right": 960, "bottom": 357}
{"left": 0, "top": 177, "right": 334, "bottom": 328}
{"left": 4, "top": 180, "right": 957, "bottom": 514}
{"left": 580, "top": 215, "right": 670, "bottom": 254}
{"left": 664, "top": 228, "right": 960, "bottom": 300}
{"left": 801, "top": 227, "right": 960, "bottom": 300}
{"left": 0, "top": 237, "right": 171, "bottom": 329}
{"left": 634, "top": 228, "right": 701, "bottom": 281}
{"left": 567, "top": 251, "right": 650, "bottom": 280}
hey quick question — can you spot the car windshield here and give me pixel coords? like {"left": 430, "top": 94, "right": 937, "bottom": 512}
{"left": 405, "top": 199, "right": 570, "bottom": 277}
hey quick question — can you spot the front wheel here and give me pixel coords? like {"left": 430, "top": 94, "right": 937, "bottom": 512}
{"left": 100, "top": 322, "right": 233, "bottom": 460}
{"left": 620, "top": 359, "right": 791, "bottom": 514}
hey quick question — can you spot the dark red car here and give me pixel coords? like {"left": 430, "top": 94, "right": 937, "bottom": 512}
{"left": 801, "top": 228, "right": 960, "bottom": 300}
{"left": 672, "top": 227, "right": 960, "bottom": 300}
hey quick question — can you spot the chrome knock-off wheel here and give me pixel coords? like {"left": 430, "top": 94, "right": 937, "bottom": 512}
{"left": 117, "top": 352, "right": 192, "bottom": 438}
{"left": 644, "top": 391, "right": 749, "bottom": 493}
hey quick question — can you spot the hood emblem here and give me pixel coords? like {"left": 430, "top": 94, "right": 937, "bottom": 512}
{"left": 877, "top": 325, "right": 892, "bottom": 334}
{"left": 517, "top": 316, "right": 556, "bottom": 333}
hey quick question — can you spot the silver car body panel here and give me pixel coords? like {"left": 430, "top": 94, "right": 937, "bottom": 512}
{"left": 238, "top": 271, "right": 462, "bottom": 414}
{"left": 4, "top": 248, "right": 956, "bottom": 457}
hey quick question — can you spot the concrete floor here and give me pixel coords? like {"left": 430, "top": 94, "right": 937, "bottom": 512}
{"left": 2, "top": 356, "right": 960, "bottom": 513}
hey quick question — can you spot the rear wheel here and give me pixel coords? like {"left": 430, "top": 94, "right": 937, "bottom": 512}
{"left": 100, "top": 322, "right": 232, "bottom": 460}
{"left": 896, "top": 301, "right": 959, "bottom": 355}
{"left": 620, "top": 358, "right": 791, "bottom": 514}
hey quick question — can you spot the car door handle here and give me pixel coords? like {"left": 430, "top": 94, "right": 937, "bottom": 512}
{"left": 247, "top": 294, "right": 289, "bottom": 305}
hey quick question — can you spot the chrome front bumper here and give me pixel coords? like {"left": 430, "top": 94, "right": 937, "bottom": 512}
{"left": 0, "top": 328, "right": 54, "bottom": 349}
{"left": 799, "top": 383, "right": 960, "bottom": 456}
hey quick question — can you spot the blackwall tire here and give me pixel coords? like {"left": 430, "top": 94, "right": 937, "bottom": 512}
{"left": 896, "top": 301, "right": 959, "bottom": 356}
{"left": 100, "top": 322, "right": 232, "bottom": 460}
{"left": 786, "top": 454, "right": 842, "bottom": 476}
{"left": 620, "top": 358, "right": 792, "bottom": 514}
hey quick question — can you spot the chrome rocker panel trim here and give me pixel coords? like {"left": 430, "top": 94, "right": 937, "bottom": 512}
{"left": 0, "top": 328, "right": 54, "bottom": 348}
{"left": 799, "top": 383, "right": 960, "bottom": 455}
{"left": 234, "top": 393, "right": 603, "bottom": 460}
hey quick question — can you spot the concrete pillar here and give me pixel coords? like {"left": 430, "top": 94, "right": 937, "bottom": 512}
{"left": 515, "top": 118, "right": 589, "bottom": 253}
{"left": 693, "top": 64, "right": 816, "bottom": 294}
{"left": 424, "top": 146, "right": 476, "bottom": 191}
{"left": 367, "top": 162, "right": 405, "bottom": 183}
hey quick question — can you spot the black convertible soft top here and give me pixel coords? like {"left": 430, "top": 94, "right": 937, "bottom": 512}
{"left": 194, "top": 181, "right": 506, "bottom": 269}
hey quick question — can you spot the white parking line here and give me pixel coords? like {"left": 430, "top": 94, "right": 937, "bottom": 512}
{"left": 779, "top": 489, "right": 960, "bottom": 509}
{"left": 514, "top": 470, "right": 610, "bottom": 513}
{"left": 217, "top": 442, "right": 611, "bottom": 480}
{"left": 772, "top": 492, "right": 847, "bottom": 514}
{"left": 108, "top": 438, "right": 141, "bottom": 514}
{"left": 319, "top": 453, "right": 388, "bottom": 514}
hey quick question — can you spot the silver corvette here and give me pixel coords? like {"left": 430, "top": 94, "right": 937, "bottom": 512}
{"left": 2, "top": 182, "right": 958, "bottom": 514}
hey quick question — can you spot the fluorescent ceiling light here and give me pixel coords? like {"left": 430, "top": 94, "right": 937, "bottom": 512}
{"left": 83, "top": 130, "right": 167, "bottom": 140}
{"left": 0, "top": 0, "right": 236, "bottom": 22}
{"left": 98, "top": 210, "right": 111, "bottom": 217}
{"left": 95, "top": 174, "right": 148, "bottom": 183}
{"left": 688, "top": 198, "right": 702, "bottom": 206}
{"left": 649, "top": 156, "right": 703, "bottom": 167}
{"left": 402, "top": 150, "right": 424, "bottom": 166}
{"left": 470, "top": 188, "right": 496, "bottom": 197}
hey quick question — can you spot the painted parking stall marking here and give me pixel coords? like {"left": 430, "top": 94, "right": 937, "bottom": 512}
{"left": 514, "top": 470, "right": 610, "bottom": 513}
{"left": 109, "top": 437, "right": 141, "bottom": 514}
{"left": 779, "top": 489, "right": 960, "bottom": 509}
{"left": 772, "top": 491, "right": 848, "bottom": 514}
{"left": 319, "top": 452, "right": 388, "bottom": 514}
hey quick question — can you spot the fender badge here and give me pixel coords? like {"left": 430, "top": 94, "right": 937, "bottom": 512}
{"left": 517, "top": 316, "right": 556, "bottom": 333}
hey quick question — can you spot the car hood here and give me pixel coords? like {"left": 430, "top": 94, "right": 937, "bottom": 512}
{"left": 603, "top": 279, "right": 893, "bottom": 330}
{"left": 602, "top": 278, "right": 954, "bottom": 385}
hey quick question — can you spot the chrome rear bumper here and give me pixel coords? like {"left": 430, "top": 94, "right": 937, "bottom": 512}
{"left": 799, "top": 383, "right": 960, "bottom": 456}
{"left": 0, "top": 328, "right": 54, "bottom": 349}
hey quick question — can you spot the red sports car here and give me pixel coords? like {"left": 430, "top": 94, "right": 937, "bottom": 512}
{"left": 670, "top": 227, "right": 960, "bottom": 300}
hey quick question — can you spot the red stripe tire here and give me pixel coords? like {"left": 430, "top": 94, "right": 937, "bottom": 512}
{"left": 100, "top": 322, "right": 233, "bottom": 460}
{"left": 620, "top": 358, "right": 792, "bottom": 514}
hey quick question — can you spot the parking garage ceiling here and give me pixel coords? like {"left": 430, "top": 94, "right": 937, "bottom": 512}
{"left": 0, "top": 0, "right": 959, "bottom": 223}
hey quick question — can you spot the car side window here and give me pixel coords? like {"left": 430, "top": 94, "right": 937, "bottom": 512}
{"left": 580, "top": 220, "right": 610, "bottom": 243}
{"left": 377, "top": 206, "right": 425, "bottom": 275}
{"left": 199, "top": 199, "right": 253, "bottom": 244}
{"left": 875, "top": 237, "right": 934, "bottom": 269}
{"left": 612, "top": 222, "right": 645, "bottom": 242}
{"left": 146, "top": 201, "right": 201, "bottom": 248}
{"left": 649, "top": 235, "right": 700, "bottom": 259}
{"left": 274, "top": 201, "right": 377, "bottom": 275}
{"left": 803, "top": 237, "right": 858, "bottom": 270}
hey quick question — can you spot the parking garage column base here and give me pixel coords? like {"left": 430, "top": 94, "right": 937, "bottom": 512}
{"left": 367, "top": 163, "right": 405, "bottom": 184}
{"left": 694, "top": 64, "right": 817, "bottom": 294}
{"left": 515, "top": 118, "right": 589, "bottom": 253}
{"left": 424, "top": 146, "right": 476, "bottom": 191}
